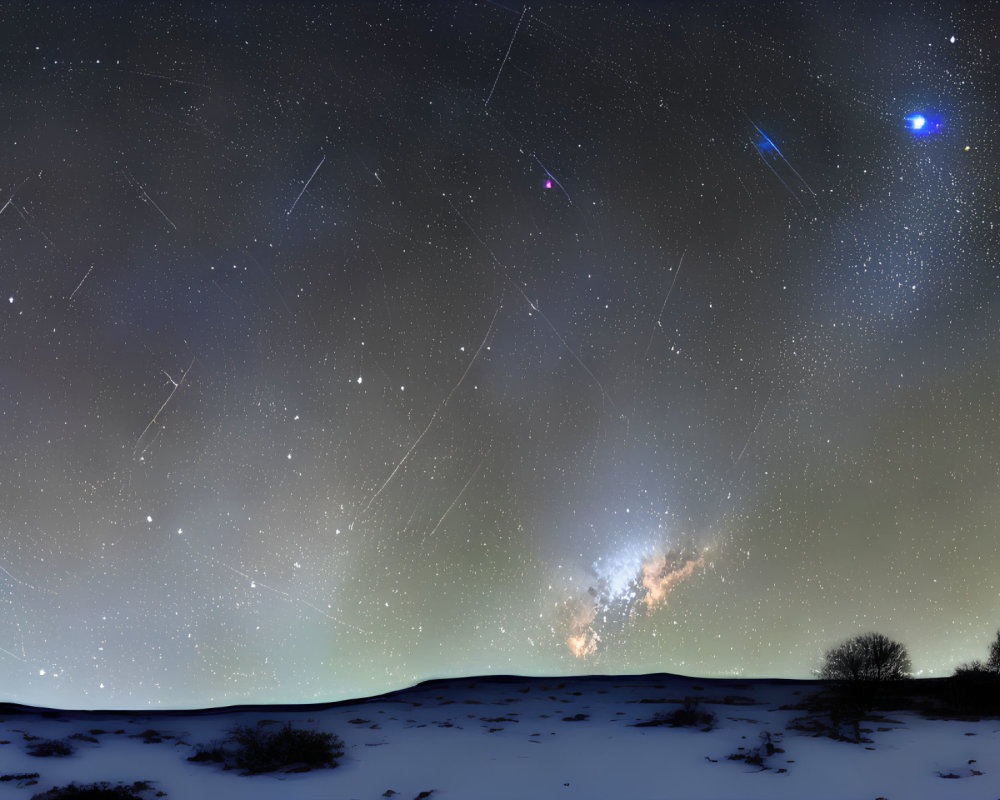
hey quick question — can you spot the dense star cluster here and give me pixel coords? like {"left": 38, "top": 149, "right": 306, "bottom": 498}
{"left": 1, "top": 1, "right": 997, "bottom": 709}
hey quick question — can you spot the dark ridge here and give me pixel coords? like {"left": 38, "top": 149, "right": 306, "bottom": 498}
{"left": 5, "top": 672, "right": 958, "bottom": 719}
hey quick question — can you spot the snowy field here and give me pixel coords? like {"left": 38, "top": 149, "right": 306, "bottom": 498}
{"left": 2, "top": 674, "right": 998, "bottom": 800}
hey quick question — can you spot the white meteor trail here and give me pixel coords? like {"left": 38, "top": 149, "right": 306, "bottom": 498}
{"left": 287, "top": 154, "right": 326, "bottom": 216}
{"left": 485, "top": 5, "right": 527, "bottom": 108}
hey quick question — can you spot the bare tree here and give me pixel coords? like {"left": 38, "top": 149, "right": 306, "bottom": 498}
{"left": 949, "top": 630, "right": 1000, "bottom": 715}
{"left": 818, "top": 632, "right": 912, "bottom": 683}
{"left": 953, "top": 659, "right": 986, "bottom": 675}
{"left": 987, "top": 629, "right": 1000, "bottom": 674}
{"left": 955, "top": 629, "right": 1000, "bottom": 677}
{"left": 818, "top": 632, "right": 911, "bottom": 712}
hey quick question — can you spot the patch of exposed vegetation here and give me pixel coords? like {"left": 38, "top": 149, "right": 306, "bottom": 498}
{"left": 189, "top": 721, "right": 344, "bottom": 775}
{"left": 727, "top": 731, "right": 784, "bottom": 770}
{"left": 26, "top": 738, "right": 74, "bottom": 757}
{"left": 30, "top": 781, "right": 157, "bottom": 800}
{"left": 634, "top": 698, "right": 715, "bottom": 730}
{"left": 2, "top": 772, "right": 40, "bottom": 785}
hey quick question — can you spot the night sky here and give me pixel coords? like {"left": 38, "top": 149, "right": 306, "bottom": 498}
{"left": 1, "top": 1, "right": 998, "bottom": 710}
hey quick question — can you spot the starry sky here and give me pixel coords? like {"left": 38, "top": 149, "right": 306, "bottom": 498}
{"left": 1, "top": 1, "right": 998, "bottom": 710}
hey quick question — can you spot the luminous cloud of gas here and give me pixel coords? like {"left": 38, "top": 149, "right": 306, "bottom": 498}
{"left": 1, "top": 1, "right": 997, "bottom": 709}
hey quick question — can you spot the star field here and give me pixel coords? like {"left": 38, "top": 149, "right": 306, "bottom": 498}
{"left": 1, "top": 1, "right": 997, "bottom": 709}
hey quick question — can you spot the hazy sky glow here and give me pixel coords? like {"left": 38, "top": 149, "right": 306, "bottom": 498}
{"left": 1, "top": 1, "right": 998, "bottom": 709}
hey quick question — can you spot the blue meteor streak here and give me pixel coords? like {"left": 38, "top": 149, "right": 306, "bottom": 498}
{"left": 744, "top": 114, "right": 816, "bottom": 208}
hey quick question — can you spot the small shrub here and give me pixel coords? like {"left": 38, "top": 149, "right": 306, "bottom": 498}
{"left": 2, "top": 772, "right": 39, "bottom": 785}
{"left": 728, "top": 731, "right": 783, "bottom": 770}
{"left": 946, "top": 661, "right": 1000, "bottom": 714}
{"left": 30, "top": 782, "right": 149, "bottom": 800}
{"left": 946, "top": 628, "right": 1000, "bottom": 712}
{"left": 787, "top": 706, "right": 869, "bottom": 743}
{"left": 191, "top": 721, "right": 345, "bottom": 774}
{"left": 26, "top": 739, "right": 74, "bottom": 758}
{"left": 954, "top": 659, "right": 988, "bottom": 677}
{"left": 230, "top": 722, "right": 343, "bottom": 773}
{"left": 187, "top": 740, "right": 228, "bottom": 763}
{"left": 662, "top": 698, "right": 715, "bottom": 729}
{"left": 634, "top": 697, "right": 715, "bottom": 729}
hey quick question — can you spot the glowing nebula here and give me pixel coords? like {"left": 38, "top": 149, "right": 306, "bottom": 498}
{"left": 562, "top": 542, "right": 709, "bottom": 658}
{"left": 641, "top": 550, "right": 708, "bottom": 610}
{"left": 562, "top": 595, "right": 600, "bottom": 658}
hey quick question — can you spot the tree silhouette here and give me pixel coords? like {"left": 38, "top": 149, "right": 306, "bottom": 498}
{"left": 818, "top": 631, "right": 912, "bottom": 683}
{"left": 952, "top": 629, "right": 1000, "bottom": 677}
{"left": 949, "top": 629, "right": 1000, "bottom": 714}
{"left": 987, "top": 629, "right": 1000, "bottom": 674}
{"left": 817, "top": 632, "right": 911, "bottom": 710}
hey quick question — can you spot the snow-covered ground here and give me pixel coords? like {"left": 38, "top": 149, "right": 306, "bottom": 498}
{"left": 2, "top": 674, "right": 998, "bottom": 799}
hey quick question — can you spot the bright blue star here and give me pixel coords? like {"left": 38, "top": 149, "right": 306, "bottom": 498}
{"left": 906, "top": 111, "right": 942, "bottom": 136}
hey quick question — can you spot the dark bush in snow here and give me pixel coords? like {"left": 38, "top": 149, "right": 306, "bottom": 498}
{"left": 635, "top": 697, "right": 715, "bottom": 730}
{"left": 728, "top": 731, "right": 783, "bottom": 769}
{"left": 947, "top": 659, "right": 1000, "bottom": 714}
{"left": 30, "top": 782, "right": 150, "bottom": 800}
{"left": 190, "top": 721, "right": 345, "bottom": 774}
{"left": 1, "top": 772, "right": 39, "bottom": 784}
{"left": 954, "top": 630, "right": 1000, "bottom": 677}
{"left": 26, "top": 738, "right": 74, "bottom": 757}
{"left": 187, "top": 740, "right": 229, "bottom": 763}
{"left": 229, "top": 722, "right": 344, "bottom": 773}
